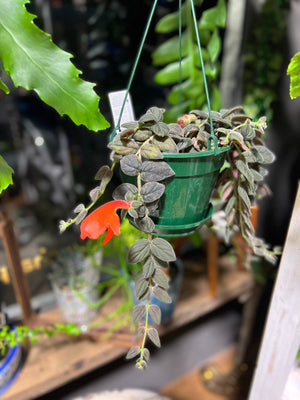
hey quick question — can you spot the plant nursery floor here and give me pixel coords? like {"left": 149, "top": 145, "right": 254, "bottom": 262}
{"left": 2, "top": 256, "right": 254, "bottom": 400}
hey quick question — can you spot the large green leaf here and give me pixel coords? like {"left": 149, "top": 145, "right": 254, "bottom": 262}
{"left": 0, "top": 155, "right": 14, "bottom": 194}
{"left": 287, "top": 52, "right": 300, "bottom": 99}
{"left": 0, "top": 0, "right": 109, "bottom": 131}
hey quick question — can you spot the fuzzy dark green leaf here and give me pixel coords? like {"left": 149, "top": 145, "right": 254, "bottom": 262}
{"left": 140, "top": 143, "right": 163, "bottom": 160}
{"left": 133, "top": 129, "right": 152, "bottom": 142}
{"left": 152, "top": 286, "right": 172, "bottom": 304}
{"left": 94, "top": 165, "right": 111, "bottom": 181}
{"left": 141, "top": 161, "right": 175, "bottom": 182}
{"left": 143, "top": 256, "right": 156, "bottom": 279}
{"left": 143, "top": 348, "right": 150, "bottom": 362}
{"left": 147, "top": 107, "right": 164, "bottom": 122}
{"left": 225, "top": 196, "right": 235, "bottom": 217}
{"left": 141, "top": 182, "right": 165, "bottom": 202}
{"left": 135, "top": 216, "right": 155, "bottom": 234}
{"left": 126, "top": 346, "right": 140, "bottom": 360}
{"left": 238, "top": 186, "right": 252, "bottom": 210}
{"left": 120, "top": 155, "right": 142, "bottom": 177}
{"left": 135, "top": 276, "right": 149, "bottom": 299}
{"left": 121, "top": 121, "right": 138, "bottom": 130}
{"left": 139, "top": 112, "right": 157, "bottom": 125}
{"left": 153, "top": 137, "right": 178, "bottom": 153}
{"left": 127, "top": 239, "right": 150, "bottom": 264}
{"left": 132, "top": 304, "right": 146, "bottom": 324}
{"left": 108, "top": 142, "right": 136, "bottom": 155}
{"left": 151, "top": 238, "right": 176, "bottom": 262}
{"left": 236, "top": 160, "right": 254, "bottom": 184}
{"left": 149, "top": 305, "right": 162, "bottom": 325}
{"left": 153, "top": 268, "right": 169, "bottom": 289}
{"left": 251, "top": 145, "right": 275, "bottom": 164}
{"left": 147, "top": 328, "right": 161, "bottom": 348}
{"left": 113, "top": 183, "right": 138, "bottom": 200}
{"left": 152, "top": 122, "right": 170, "bottom": 137}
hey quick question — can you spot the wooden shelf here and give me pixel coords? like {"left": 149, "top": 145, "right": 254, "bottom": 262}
{"left": 2, "top": 256, "right": 254, "bottom": 400}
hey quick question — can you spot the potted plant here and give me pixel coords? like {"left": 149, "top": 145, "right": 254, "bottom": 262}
{"left": 59, "top": 102, "right": 279, "bottom": 369}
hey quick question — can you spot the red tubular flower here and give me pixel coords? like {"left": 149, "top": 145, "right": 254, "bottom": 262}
{"left": 80, "top": 200, "right": 132, "bottom": 245}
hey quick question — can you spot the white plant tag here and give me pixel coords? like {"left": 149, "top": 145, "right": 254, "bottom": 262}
{"left": 108, "top": 90, "right": 135, "bottom": 130}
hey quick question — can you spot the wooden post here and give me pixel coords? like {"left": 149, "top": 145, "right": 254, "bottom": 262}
{"left": 0, "top": 211, "right": 34, "bottom": 323}
{"left": 248, "top": 183, "right": 300, "bottom": 399}
{"left": 206, "top": 230, "right": 219, "bottom": 297}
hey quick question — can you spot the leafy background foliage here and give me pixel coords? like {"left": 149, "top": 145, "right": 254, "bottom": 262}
{"left": 152, "top": 0, "right": 226, "bottom": 121}
{"left": 287, "top": 52, "right": 300, "bottom": 99}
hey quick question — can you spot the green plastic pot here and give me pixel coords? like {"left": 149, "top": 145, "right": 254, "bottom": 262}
{"left": 122, "top": 145, "right": 230, "bottom": 237}
{"left": 152, "top": 146, "right": 230, "bottom": 236}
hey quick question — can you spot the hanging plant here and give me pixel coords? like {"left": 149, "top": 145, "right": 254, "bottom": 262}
{"left": 59, "top": 103, "right": 279, "bottom": 368}
{"left": 152, "top": 0, "right": 226, "bottom": 121}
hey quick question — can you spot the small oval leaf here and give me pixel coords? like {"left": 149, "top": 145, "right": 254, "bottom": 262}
{"left": 151, "top": 238, "right": 176, "bottom": 262}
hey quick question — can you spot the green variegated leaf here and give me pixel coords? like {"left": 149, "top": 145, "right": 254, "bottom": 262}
{"left": 0, "top": 1, "right": 109, "bottom": 131}
{"left": 127, "top": 239, "right": 150, "bottom": 264}
{"left": 149, "top": 305, "right": 162, "bottom": 325}
{"left": 151, "top": 238, "right": 176, "bottom": 262}
{"left": 152, "top": 286, "right": 172, "bottom": 304}
{"left": 240, "top": 125, "right": 255, "bottom": 140}
{"left": 141, "top": 182, "right": 165, "bottom": 202}
{"left": 108, "top": 142, "right": 136, "bottom": 155}
{"left": 141, "top": 161, "right": 175, "bottom": 182}
{"left": 147, "top": 328, "right": 161, "bottom": 348}
{"left": 139, "top": 287, "right": 151, "bottom": 301}
{"left": 140, "top": 143, "right": 163, "bottom": 160}
{"left": 120, "top": 155, "right": 142, "bottom": 177}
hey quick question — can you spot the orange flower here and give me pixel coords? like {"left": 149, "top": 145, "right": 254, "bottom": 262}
{"left": 80, "top": 200, "right": 132, "bottom": 245}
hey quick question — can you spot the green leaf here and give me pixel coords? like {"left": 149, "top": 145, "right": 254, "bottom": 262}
{"left": 120, "top": 155, "right": 142, "bottom": 177}
{"left": 153, "top": 137, "right": 178, "bottom": 153}
{"left": 199, "top": 0, "right": 227, "bottom": 31}
{"left": 127, "top": 239, "right": 150, "bottom": 264}
{"left": 141, "top": 182, "right": 165, "bottom": 202}
{"left": 0, "top": 77, "right": 9, "bottom": 94}
{"left": 0, "top": 155, "right": 14, "bottom": 194}
{"left": 151, "top": 238, "right": 176, "bottom": 262}
{"left": 147, "top": 328, "right": 161, "bottom": 348}
{"left": 207, "top": 29, "right": 221, "bottom": 62}
{"left": 154, "top": 57, "right": 191, "bottom": 85}
{"left": 141, "top": 161, "right": 175, "bottom": 182}
{"left": 149, "top": 305, "right": 161, "bottom": 325}
{"left": 155, "top": 4, "right": 189, "bottom": 33}
{"left": 0, "top": 1, "right": 109, "bottom": 131}
{"left": 152, "top": 34, "right": 189, "bottom": 66}
{"left": 287, "top": 52, "right": 300, "bottom": 99}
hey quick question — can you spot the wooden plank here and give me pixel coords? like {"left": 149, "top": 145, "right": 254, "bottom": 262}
{"left": 248, "top": 183, "right": 300, "bottom": 400}
{"left": 2, "top": 257, "right": 253, "bottom": 400}
{"left": 160, "top": 346, "right": 236, "bottom": 400}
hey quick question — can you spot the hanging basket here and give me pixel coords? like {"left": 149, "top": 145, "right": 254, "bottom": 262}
{"left": 153, "top": 146, "right": 229, "bottom": 236}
